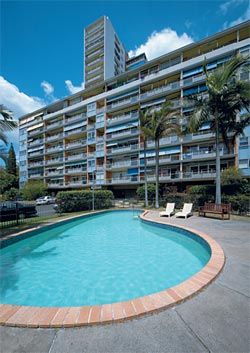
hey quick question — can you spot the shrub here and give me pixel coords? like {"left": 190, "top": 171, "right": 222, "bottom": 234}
{"left": 222, "top": 194, "right": 250, "bottom": 215}
{"left": 21, "top": 180, "right": 47, "bottom": 200}
{"left": 56, "top": 190, "right": 114, "bottom": 213}
{"left": 136, "top": 184, "right": 156, "bottom": 202}
{"left": 3, "top": 187, "right": 19, "bottom": 201}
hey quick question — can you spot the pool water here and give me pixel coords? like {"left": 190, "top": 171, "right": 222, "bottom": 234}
{"left": 0, "top": 211, "right": 210, "bottom": 307}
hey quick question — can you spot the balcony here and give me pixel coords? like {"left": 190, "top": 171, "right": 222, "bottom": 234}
{"left": 46, "top": 146, "right": 64, "bottom": 154}
{"left": 106, "top": 128, "right": 139, "bottom": 140}
{"left": 28, "top": 161, "right": 44, "bottom": 168}
{"left": 182, "top": 171, "right": 216, "bottom": 179}
{"left": 45, "top": 158, "right": 64, "bottom": 165}
{"left": 48, "top": 182, "right": 64, "bottom": 188}
{"left": 107, "top": 144, "right": 139, "bottom": 155}
{"left": 64, "top": 127, "right": 87, "bottom": 137}
{"left": 106, "top": 159, "right": 139, "bottom": 169}
{"left": 29, "top": 128, "right": 44, "bottom": 136}
{"left": 46, "top": 121, "right": 63, "bottom": 131}
{"left": 107, "top": 111, "right": 139, "bottom": 126}
{"left": 65, "top": 140, "right": 87, "bottom": 150}
{"left": 28, "top": 139, "right": 44, "bottom": 147}
{"left": 45, "top": 133, "right": 63, "bottom": 142}
{"left": 66, "top": 180, "right": 87, "bottom": 187}
{"left": 144, "top": 155, "right": 180, "bottom": 166}
{"left": 182, "top": 74, "right": 206, "bottom": 87}
{"left": 65, "top": 153, "right": 86, "bottom": 162}
{"left": 65, "top": 168, "right": 87, "bottom": 175}
{"left": 45, "top": 170, "right": 64, "bottom": 177}
{"left": 107, "top": 96, "right": 139, "bottom": 112}
{"left": 140, "top": 81, "right": 180, "bottom": 100}
{"left": 107, "top": 175, "right": 139, "bottom": 184}
{"left": 64, "top": 113, "right": 87, "bottom": 126}
{"left": 96, "top": 150, "right": 105, "bottom": 158}
{"left": 182, "top": 132, "right": 214, "bottom": 142}
{"left": 29, "top": 173, "right": 43, "bottom": 179}
{"left": 28, "top": 150, "right": 44, "bottom": 157}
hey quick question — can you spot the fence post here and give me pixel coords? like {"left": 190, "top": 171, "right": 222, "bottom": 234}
{"left": 16, "top": 202, "right": 19, "bottom": 226}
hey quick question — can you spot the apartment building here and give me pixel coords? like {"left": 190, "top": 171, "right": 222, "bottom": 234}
{"left": 19, "top": 19, "right": 250, "bottom": 197}
{"left": 84, "top": 16, "right": 127, "bottom": 88}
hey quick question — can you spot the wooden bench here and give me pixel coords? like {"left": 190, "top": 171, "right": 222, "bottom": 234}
{"left": 199, "top": 203, "right": 231, "bottom": 220}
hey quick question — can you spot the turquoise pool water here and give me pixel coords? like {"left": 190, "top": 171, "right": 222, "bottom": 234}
{"left": 0, "top": 211, "right": 210, "bottom": 307}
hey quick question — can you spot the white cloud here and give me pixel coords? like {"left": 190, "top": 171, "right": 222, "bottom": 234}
{"left": 0, "top": 76, "right": 45, "bottom": 119}
{"left": 220, "top": 0, "right": 245, "bottom": 14}
{"left": 65, "top": 80, "right": 85, "bottom": 94}
{"left": 223, "top": 5, "right": 250, "bottom": 28}
{"left": 41, "top": 80, "right": 54, "bottom": 95}
{"left": 128, "top": 28, "right": 193, "bottom": 61}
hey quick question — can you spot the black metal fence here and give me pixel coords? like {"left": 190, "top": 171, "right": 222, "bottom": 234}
{"left": 0, "top": 201, "right": 58, "bottom": 230}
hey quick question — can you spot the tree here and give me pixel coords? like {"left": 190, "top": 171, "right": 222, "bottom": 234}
{"left": 145, "top": 102, "right": 181, "bottom": 208}
{"left": 0, "top": 170, "right": 18, "bottom": 195}
{"left": 0, "top": 105, "right": 18, "bottom": 163}
{"left": 188, "top": 55, "right": 250, "bottom": 204}
{"left": 21, "top": 180, "right": 47, "bottom": 201}
{"left": 139, "top": 109, "right": 152, "bottom": 207}
{"left": 6, "top": 143, "right": 17, "bottom": 175}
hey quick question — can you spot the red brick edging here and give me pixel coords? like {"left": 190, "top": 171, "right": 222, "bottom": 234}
{"left": 0, "top": 210, "right": 225, "bottom": 328}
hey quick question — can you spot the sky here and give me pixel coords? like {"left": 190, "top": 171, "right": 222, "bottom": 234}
{"left": 0, "top": 0, "right": 249, "bottom": 156}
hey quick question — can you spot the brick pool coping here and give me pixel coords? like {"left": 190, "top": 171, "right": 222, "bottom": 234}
{"left": 0, "top": 210, "right": 225, "bottom": 328}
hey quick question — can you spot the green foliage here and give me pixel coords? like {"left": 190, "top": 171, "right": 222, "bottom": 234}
{"left": 222, "top": 194, "right": 250, "bottom": 215}
{"left": 0, "top": 170, "right": 18, "bottom": 195}
{"left": 3, "top": 187, "right": 19, "bottom": 201}
{"left": 56, "top": 190, "right": 114, "bottom": 213}
{"left": 221, "top": 167, "right": 243, "bottom": 185}
{"left": 6, "top": 143, "right": 17, "bottom": 175}
{"left": 21, "top": 180, "right": 47, "bottom": 200}
{"left": 136, "top": 184, "right": 156, "bottom": 202}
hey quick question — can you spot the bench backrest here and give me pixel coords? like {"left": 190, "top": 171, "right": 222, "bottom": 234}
{"left": 204, "top": 203, "right": 231, "bottom": 212}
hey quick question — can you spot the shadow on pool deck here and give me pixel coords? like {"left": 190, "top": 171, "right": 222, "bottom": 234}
{"left": 0, "top": 214, "right": 249, "bottom": 353}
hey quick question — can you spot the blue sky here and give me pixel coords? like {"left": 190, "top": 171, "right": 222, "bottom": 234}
{"left": 0, "top": 0, "right": 249, "bottom": 157}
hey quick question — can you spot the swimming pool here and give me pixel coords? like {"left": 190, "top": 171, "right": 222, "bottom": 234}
{"left": 0, "top": 210, "right": 211, "bottom": 307}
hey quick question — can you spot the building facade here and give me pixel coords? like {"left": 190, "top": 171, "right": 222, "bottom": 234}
{"left": 84, "top": 16, "right": 127, "bottom": 88}
{"left": 19, "top": 20, "right": 250, "bottom": 197}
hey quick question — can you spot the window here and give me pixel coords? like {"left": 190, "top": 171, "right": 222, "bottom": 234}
{"left": 239, "top": 159, "right": 249, "bottom": 168}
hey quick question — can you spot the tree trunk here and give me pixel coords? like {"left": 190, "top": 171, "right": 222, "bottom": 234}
{"left": 143, "top": 139, "right": 148, "bottom": 207}
{"left": 215, "top": 118, "right": 221, "bottom": 204}
{"left": 155, "top": 139, "right": 160, "bottom": 209}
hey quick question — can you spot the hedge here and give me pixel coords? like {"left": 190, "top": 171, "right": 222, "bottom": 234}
{"left": 56, "top": 190, "right": 114, "bottom": 213}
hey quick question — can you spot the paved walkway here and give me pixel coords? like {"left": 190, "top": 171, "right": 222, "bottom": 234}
{"left": 0, "top": 213, "right": 249, "bottom": 353}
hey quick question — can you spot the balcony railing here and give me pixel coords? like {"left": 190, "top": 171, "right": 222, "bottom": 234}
{"left": 182, "top": 171, "right": 216, "bottom": 179}
{"left": 65, "top": 140, "right": 87, "bottom": 149}
{"left": 65, "top": 153, "right": 86, "bottom": 162}
{"left": 29, "top": 128, "right": 44, "bottom": 136}
{"left": 107, "top": 96, "right": 139, "bottom": 111}
{"left": 107, "top": 175, "right": 139, "bottom": 184}
{"left": 106, "top": 159, "right": 139, "bottom": 169}
{"left": 28, "top": 139, "right": 44, "bottom": 146}
{"left": 106, "top": 128, "right": 139, "bottom": 140}
{"left": 45, "top": 133, "right": 63, "bottom": 142}
{"left": 45, "top": 158, "right": 64, "bottom": 165}
{"left": 65, "top": 168, "right": 87, "bottom": 174}
{"left": 107, "top": 111, "right": 139, "bottom": 126}
{"left": 29, "top": 173, "right": 43, "bottom": 179}
{"left": 65, "top": 113, "right": 87, "bottom": 125}
{"left": 47, "top": 183, "right": 64, "bottom": 188}
{"left": 28, "top": 161, "right": 44, "bottom": 168}
{"left": 28, "top": 150, "right": 44, "bottom": 157}
{"left": 64, "top": 127, "right": 86, "bottom": 137}
{"left": 107, "top": 144, "right": 139, "bottom": 154}
{"left": 46, "top": 146, "right": 64, "bottom": 154}
{"left": 140, "top": 81, "right": 180, "bottom": 100}
{"left": 46, "top": 121, "right": 63, "bottom": 130}
{"left": 45, "top": 171, "right": 63, "bottom": 177}
{"left": 182, "top": 74, "right": 206, "bottom": 87}
{"left": 66, "top": 180, "right": 87, "bottom": 187}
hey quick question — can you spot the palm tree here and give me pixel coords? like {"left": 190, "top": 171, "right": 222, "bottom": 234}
{"left": 188, "top": 55, "right": 250, "bottom": 204}
{"left": 0, "top": 105, "right": 17, "bottom": 163}
{"left": 146, "top": 102, "right": 181, "bottom": 208}
{"left": 139, "top": 109, "right": 152, "bottom": 207}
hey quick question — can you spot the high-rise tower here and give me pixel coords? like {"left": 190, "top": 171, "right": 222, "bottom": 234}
{"left": 84, "top": 16, "right": 127, "bottom": 88}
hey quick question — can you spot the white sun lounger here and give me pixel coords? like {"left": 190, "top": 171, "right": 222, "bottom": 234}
{"left": 159, "top": 203, "right": 175, "bottom": 217}
{"left": 175, "top": 203, "right": 193, "bottom": 219}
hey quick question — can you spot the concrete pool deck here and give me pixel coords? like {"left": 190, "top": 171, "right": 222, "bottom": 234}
{"left": 0, "top": 213, "right": 249, "bottom": 353}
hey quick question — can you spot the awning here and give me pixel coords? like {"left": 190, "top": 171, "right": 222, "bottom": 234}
{"left": 127, "top": 168, "right": 138, "bottom": 176}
